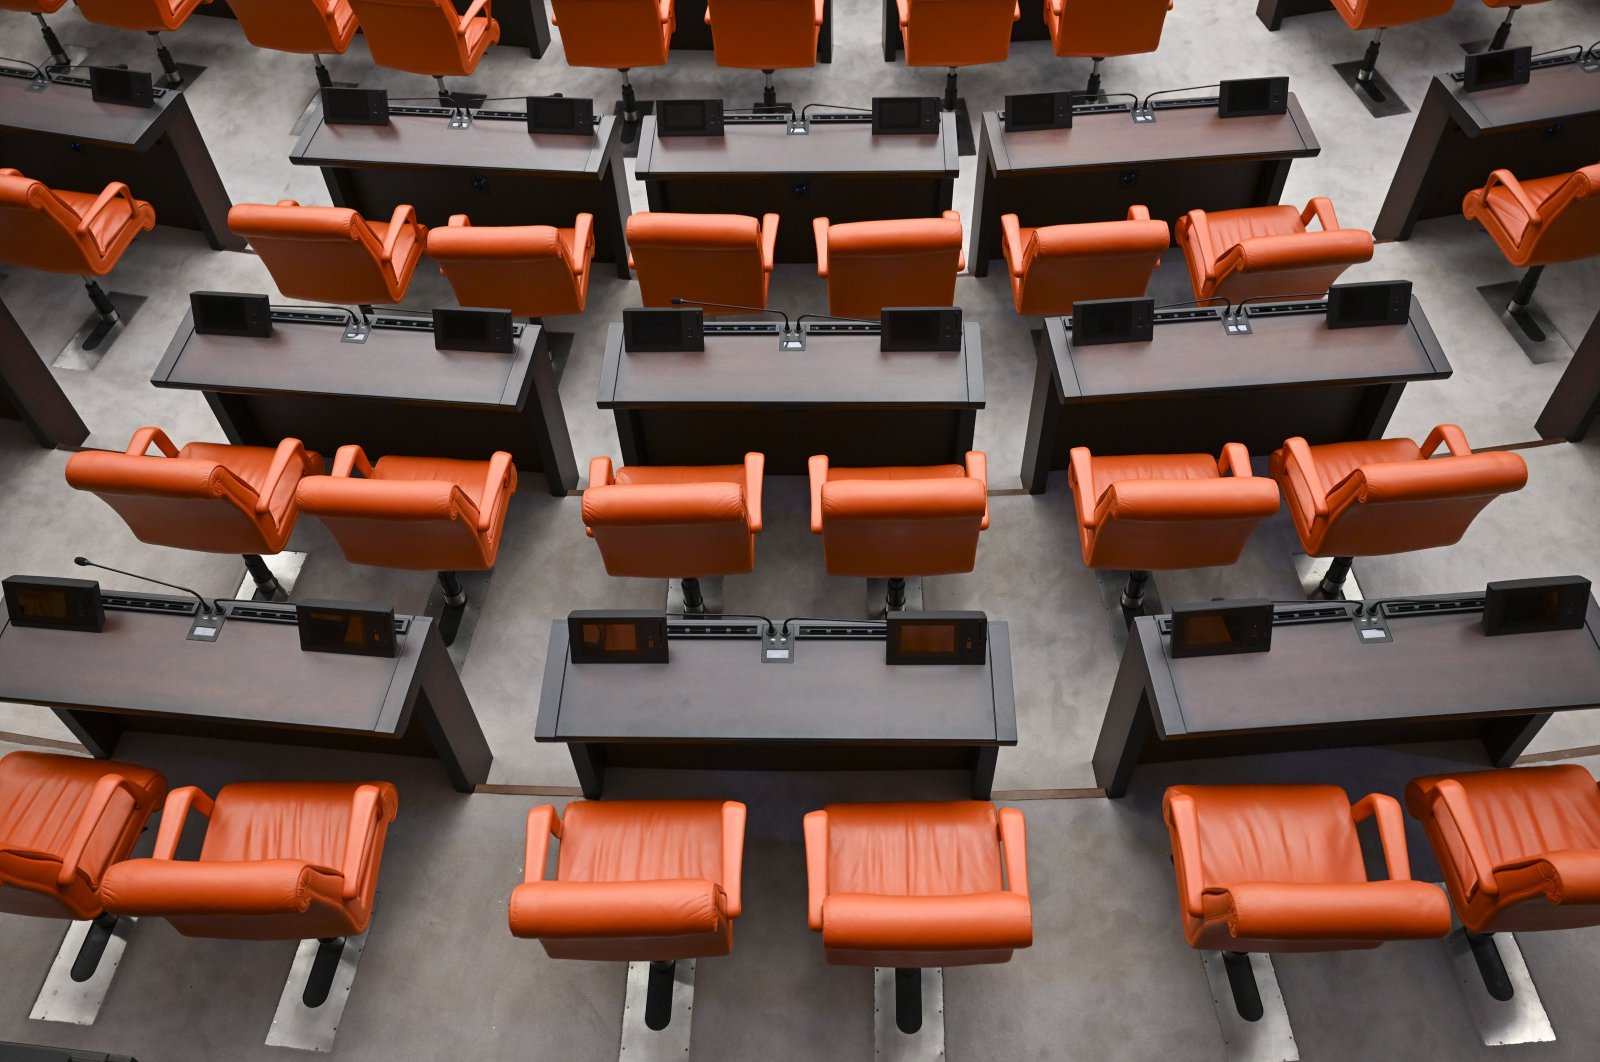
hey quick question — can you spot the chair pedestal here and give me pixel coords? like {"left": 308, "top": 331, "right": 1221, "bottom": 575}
{"left": 266, "top": 921, "right": 375, "bottom": 1051}
{"left": 1443, "top": 925, "right": 1554, "bottom": 1046}
{"left": 30, "top": 914, "right": 138, "bottom": 1025}
{"left": 1333, "top": 30, "right": 1409, "bottom": 118}
{"left": 35, "top": 13, "right": 70, "bottom": 68}
{"left": 621, "top": 958, "right": 696, "bottom": 1059}
{"left": 1197, "top": 950, "right": 1297, "bottom": 1061}
{"left": 873, "top": 966, "right": 943, "bottom": 1062}
{"left": 1292, "top": 553, "right": 1364, "bottom": 603}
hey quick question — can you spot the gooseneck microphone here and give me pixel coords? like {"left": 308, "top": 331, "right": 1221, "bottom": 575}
{"left": 73, "top": 557, "right": 218, "bottom": 617}
{"left": 670, "top": 297, "right": 805, "bottom": 351}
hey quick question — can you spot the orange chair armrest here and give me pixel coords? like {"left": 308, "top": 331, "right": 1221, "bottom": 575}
{"left": 1127, "top": 204, "right": 1151, "bottom": 222}
{"left": 998, "top": 807, "right": 1028, "bottom": 897}
{"left": 1428, "top": 780, "right": 1500, "bottom": 899}
{"left": 1280, "top": 437, "right": 1328, "bottom": 518}
{"left": 759, "top": 213, "right": 780, "bottom": 274}
{"left": 381, "top": 204, "right": 418, "bottom": 261}
{"left": 127, "top": 426, "right": 179, "bottom": 458}
{"left": 255, "top": 436, "right": 311, "bottom": 515}
{"left": 1012, "top": 0, "right": 1019, "bottom": 20}
{"left": 478, "top": 451, "right": 516, "bottom": 532}
{"left": 448, "top": 214, "right": 471, "bottom": 227}
{"left": 510, "top": 878, "right": 724, "bottom": 939}
{"left": 1067, "top": 446, "right": 1098, "bottom": 529}
{"left": 657, "top": 0, "right": 672, "bottom": 23}
{"left": 812, "top": 217, "right": 830, "bottom": 277}
{"left": 1421, "top": 423, "right": 1471, "bottom": 458}
{"left": 339, "top": 785, "right": 384, "bottom": 901}
{"left": 807, "top": 455, "right": 828, "bottom": 533}
{"left": 1481, "top": 169, "right": 1542, "bottom": 222}
{"left": 942, "top": 210, "right": 965, "bottom": 271}
{"left": 458, "top": 0, "right": 490, "bottom": 29}
{"left": 720, "top": 801, "right": 747, "bottom": 918}
{"left": 815, "top": 0, "right": 825, "bottom": 24}
{"left": 802, "top": 810, "right": 828, "bottom": 929}
{"left": 896, "top": 0, "right": 909, "bottom": 27}
{"left": 1301, "top": 197, "right": 1339, "bottom": 231}
{"left": 743, "top": 452, "right": 765, "bottom": 533}
{"left": 1217, "top": 442, "right": 1253, "bottom": 478}
{"left": 999, "top": 214, "right": 1026, "bottom": 277}
{"left": 965, "top": 450, "right": 989, "bottom": 529}
{"left": 151, "top": 786, "right": 214, "bottom": 861}
{"left": 1181, "top": 209, "right": 1217, "bottom": 268}
{"left": 75, "top": 182, "right": 135, "bottom": 251}
{"left": 56, "top": 774, "right": 143, "bottom": 889}
{"left": 331, "top": 444, "right": 375, "bottom": 479}
{"left": 1167, "top": 792, "right": 1206, "bottom": 918}
{"left": 821, "top": 892, "right": 1033, "bottom": 952}
{"left": 1351, "top": 792, "right": 1412, "bottom": 881}
{"left": 572, "top": 212, "right": 595, "bottom": 270}
{"left": 524, "top": 805, "right": 561, "bottom": 884}
{"left": 1049, "top": 0, "right": 1063, "bottom": 13}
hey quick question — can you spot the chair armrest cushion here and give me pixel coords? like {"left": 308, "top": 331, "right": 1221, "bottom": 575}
{"left": 1337, "top": 453, "right": 1527, "bottom": 505}
{"left": 1231, "top": 230, "right": 1373, "bottom": 273}
{"left": 820, "top": 892, "right": 1033, "bottom": 952}
{"left": 1494, "top": 849, "right": 1600, "bottom": 906}
{"left": 508, "top": 878, "right": 725, "bottom": 939}
{"left": 100, "top": 858, "right": 342, "bottom": 917}
{"left": 1211, "top": 881, "right": 1450, "bottom": 942}
{"left": 1100, "top": 478, "right": 1281, "bottom": 522}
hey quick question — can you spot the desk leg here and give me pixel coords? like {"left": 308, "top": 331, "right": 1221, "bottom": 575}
{"left": 0, "top": 296, "right": 88, "bottom": 449}
{"left": 615, "top": 410, "right": 644, "bottom": 466}
{"left": 1254, "top": 159, "right": 1294, "bottom": 209}
{"left": 819, "top": 0, "right": 833, "bottom": 63}
{"left": 1255, "top": 0, "right": 1285, "bottom": 30}
{"left": 321, "top": 167, "right": 358, "bottom": 211}
{"left": 971, "top": 746, "right": 997, "bottom": 800}
{"left": 205, "top": 392, "right": 259, "bottom": 447}
{"left": 644, "top": 181, "right": 667, "bottom": 214}
{"left": 529, "top": 331, "right": 579, "bottom": 495}
{"left": 569, "top": 744, "right": 605, "bottom": 799}
{"left": 415, "top": 631, "right": 493, "bottom": 792}
{"left": 1485, "top": 712, "right": 1552, "bottom": 767}
{"left": 954, "top": 409, "right": 976, "bottom": 459}
{"left": 936, "top": 177, "right": 954, "bottom": 214}
{"left": 1536, "top": 310, "right": 1600, "bottom": 441}
{"left": 163, "top": 103, "right": 245, "bottom": 252}
{"left": 520, "top": 0, "right": 551, "bottom": 57}
{"left": 53, "top": 710, "right": 121, "bottom": 759}
{"left": 1355, "top": 381, "right": 1406, "bottom": 441}
{"left": 1373, "top": 82, "right": 1451, "bottom": 243}
{"left": 1093, "top": 634, "right": 1157, "bottom": 798}
{"left": 1019, "top": 342, "right": 1059, "bottom": 495}
{"left": 969, "top": 136, "right": 996, "bottom": 278}
{"left": 882, "top": 0, "right": 901, "bottom": 61}
{"left": 601, "top": 158, "right": 633, "bottom": 280}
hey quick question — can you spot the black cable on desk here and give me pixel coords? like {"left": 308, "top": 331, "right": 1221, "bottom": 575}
{"left": 1139, "top": 84, "right": 1220, "bottom": 108}
{"left": 800, "top": 102, "right": 871, "bottom": 118}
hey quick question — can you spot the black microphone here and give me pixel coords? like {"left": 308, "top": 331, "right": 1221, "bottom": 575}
{"left": 670, "top": 297, "right": 804, "bottom": 351}
{"left": 73, "top": 557, "right": 218, "bottom": 617}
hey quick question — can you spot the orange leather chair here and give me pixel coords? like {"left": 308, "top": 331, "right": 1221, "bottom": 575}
{"left": 548, "top": 0, "right": 674, "bottom": 123}
{"left": 75, "top": 0, "right": 212, "bottom": 85}
{"left": 813, "top": 213, "right": 964, "bottom": 319}
{"left": 228, "top": 200, "right": 426, "bottom": 308}
{"left": 345, "top": 0, "right": 498, "bottom": 97}
{"left": 0, "top": 0, "right": 73, "bottom": 67}
{"left": 427, "top": 213, "right": 595, "bottom": 318}
{"left": 804, "top": 802, "right": 1031, "bottom": 1030}
{"left": 0, "top": 751, "right": 166, "bottom": 980}
{"left": 1270, "top": 424, "right": 1528, "bottom": 598}
{"left": 0, "top": 168, "right": 155, "bottom": 340}
{"left": 100, "top": 780, "right": 397, "bottom": 1004}
{"left": 896, "top": 0, "right": 1019, "bottom": 109}
{"left": 1406, "top": 765, "right": 1600, "bottom": 1000}
{"left": 583, "top": 454, "right": 763, "bottom": 611}
{"left": 295, "top": 446, "right": 517, "bottom": 640}
{"left": 1176, "top": 198, "right": 1374, "bottom": 304}
{"left": 704, "top": 0, "right": 822, "bottom": 108}
{"left": 1474, "top": 0, "right": 1555, "bottom": 52}
{"left": 1045, "top": 0, "right": 1172, "bottom": 96}
{"left": 627, "top": 212, "right": 778, "bottom": 313}
{"left": 226, "top": 0, "right": 359, "bottom": 87}
{"left": 1068, "top": 445, "right": 1281, "bottom": 612}
{"left": 1000, "top": 207, "right": 1170, "bottom": 315}
{"left": 809, "top": 453, "right": 987, "bottom": 611}
{"left": 65, "top": 428, "right": 323, "bottom": 594}
{"left": 1164, "top": 784, "right": 1450, "bottom": 1019}
{"left": 1330, "top": 0, "right": 1457, "bottom": 110}
{"left": 1462, "top": 164, "right": 1600, "bottom": 340}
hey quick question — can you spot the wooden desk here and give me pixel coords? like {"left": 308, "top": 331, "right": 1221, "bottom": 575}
{"left": 882, "top": 0, "right": 1047, "bottom": 60}
{"left": 0, "top": 70, "right": 241, "bottom": 251}
{"left": 634, "top": 113, "right": 959, "bottom": 263}
{"left": 969, "top": 98, "right": 1320, "bottom": 275}
{"left": 0, "top": 295, "right": 87, "bottom": 449}
{"left": 1093, "top": 594, "right": 1600, "bottom": 797}
{"left": 291, "top": 104, "right": 632, "bottom": 278}
{"left": 1374, "top": 59, "right": 1600, "bottom": 242}
{"left": 597, "top": 321, "right": 984, "bottom": 473}
{"left": 1537, "top": 310, "right": 1600, "bottom": 442}
{"left": 151, "top": 311, "right": 578, "bottom": 495}
{"left": 1255, "top": 0, "right": 1332, "bottom": 29}
{"left": 536, "top": 618, "right": 1016, "bottom": 799}
{"left": 675, "top": 0, "right": 833, "bottom": 62}
{"left": 197, "top": 0, "right": 552, "bottom": 57}
{"left": 0, "top": 593, "right": 492, "bottom": 793}
{"left": 1019, "top": 300, "right": 1450, "bottom": 494}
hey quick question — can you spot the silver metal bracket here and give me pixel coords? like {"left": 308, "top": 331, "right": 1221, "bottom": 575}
{"left": 30, "top": 916, "right": 137, "bottom": 1025}
{"left": 761, "top": 622, "right": 795, "bottom": 663}
{"left": 1132, "top": 105, "right": 1155, "bottom": 123}
{"left": 266, "top": 923, "right": 375, "bottom": 1051}
{"left": 1224, "top": 312, "right": 1253, "bottom": 336}
{"left": 873, "top": 967, "right": 944, "bottom": 1062}
{"left": 1200, "top": 951, "right": 1298, "bottom": 1062}
{"left": 340, "top": 317, "right": 371, "bottom": 343}
{"left": 786, "top": 117, "right": 810, "bottom": 135}
{"left": 620, "top": 959, "right": 695, "bottom": 1061}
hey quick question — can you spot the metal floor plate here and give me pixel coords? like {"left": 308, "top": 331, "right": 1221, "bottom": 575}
{"left": 53, "top": 293, "right": 146, "bottom": 371}
{"left": 235, "top": 551, "right": 306, "bottom": 602}
{"left": 265, "top": 925, "right": 372, "bottom": 1052}
{"left": 30, "top": 916, "right": 136, "bottom": 1025}
{"left": 873, "top": 967, "right": 944, "bottom": 1062}
{"left": 426, "top": 569, "right": 491, "bottom": 671}
{"left": 1476, "top": 282, "right": 1575, "bottom": 365}
{"left": 620, "top": 958, "right": 694, "bottom": 1060}
{"left": 1291, "top": 554, "right": 1363, "bottom": 603}
{"left": 1331, "top": 62, "right": 1411, "bottom": 118}
{"left": 1200, "top": 951, "right": 1298, "bottom": 1062}
{"left": 1444, "top": 928, "right": 1555, "bottom": 1046}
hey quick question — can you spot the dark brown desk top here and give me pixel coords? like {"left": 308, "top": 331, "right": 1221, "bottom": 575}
{"left": 634, "top": 114, "right": 959, "bottom": 178}
{"left": 1045, "top": 300, "right": 1449, "bottom": 401}
{"left": 538, "top": 621, "right": 1014, "bottom": 744}
{"left": 0, "top": 596, "right": 427, "bottom": 736}
{"left": 982, "top": 95, "right": 1318, "bottom": 174}
{"left": 152, "top": 311, "right": 539, "bottom": 410}
{"left": 1441, "top": 58, "right": 1600, "bottom": 133}
{"left": 0, "top": 70, "right": 185, "bottom": 151}
{"left": 598, "top": 323, "right": 984, "bottom": 408}
{"left": 290, "top": 105, "right": 619, "bottom": 176}
{"left": 1141, "top": 597, "right": 1600, "bottom": 739}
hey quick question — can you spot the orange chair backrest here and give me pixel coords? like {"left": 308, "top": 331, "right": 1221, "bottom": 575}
{"left": 75, "top": 0, "right": 193, "bottom": 30}
{"left": 1049, "top": 0, "right": 1169, "bottom": 58}
{"left": 819, "top": 477, "right": 987, "bottom": 577}
{"left": 347, "top": 0, "right": 482, "bottom": 74}
{"left": 824, "top": 217, "right": 962, "bottom": 318}
{"left": 229, "top": 204, "right": 394, "bottom": 305}
{"left": 1522, "top": 165, "right": 1600, "bottom": 264}
{"left": 428, "top": 225, "right": 586, "bottom": 317}
{"left": 227, "top": 0, "right": 354, "bottom": 54}
{"left": 1085, "top": 479, "right": 1281, "bottom": 570}
{"left": 64, "top": 452, "right": 276, "bottom": 555}
{"left": 0, "top": 1, "right": 70, "bottom": 14}
{"left": 1016, "top": 219, "right": 1169, "bottom": 314}
{"left": 902, "top": 0, "right": 1017, "bottom": 67}
{"left": 629, "top": 214, "right": 768, "bottom": 311}
{"left": 583, "top": 482, "right": 755, "bottom": 578}
{"left": 707, "top": 0, "right": 819, "bottom": 70}
{"left": 549, "top": 0, "right": 672, "bottom": 69}
{"left": 0, "top": 173, "right": 99, "bottom": 274}
{"left": 295, "top": 478, "right": 495, "bottom": 571}
{"left": 1316, "top": 452, "right": 1528, "bottom": 557}
{"left": 1337, "top": 0, "right": 1456, "bottom": 31}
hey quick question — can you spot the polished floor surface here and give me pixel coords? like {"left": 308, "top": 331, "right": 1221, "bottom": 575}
{"left": 2, "top": 0, "right": 1600, "bottom": 1057}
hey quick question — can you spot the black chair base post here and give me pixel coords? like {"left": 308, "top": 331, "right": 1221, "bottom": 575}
{"left": 302, "top": 936, "right": 347, "bottom": 1008}
{"left": 680, "top": 576, "right": 705, "bottom": 613}
{"left": 644, "top": 959, "right": 676, "bottom": 1030}
{"left": 1317, "top": 557, "right": 1354, "bottom": 599}
{"left": 1507, "top": 265, "right": 1547, "bottom": 342}
{"left": 1489, "top": 6, "right": 1518, "bottom": 52}
{"left": 1119, "top": 570, "right": 1150, "bottom": 613}
{"left": 149, "top": 31, "right": 183, "bottom": 86}
{"left": 620, "top": 70, "right": 639, "bottom": 124}
{"left": 894, "top": 968, "right": 923, "bottom": 1035}
{"left": 243, "top": 553, "right": 282, "bottom": 600}
{"left": 1085, "top": 58, "right": 1103, "bottom": 98}
{"left": 83, "top": 278, "right": 119, "bottom": 323}
{"left": 314, "top": 55, "right": 332, "bottom": 89}
{"left": 762, "top": 70, "right": 777, "bottom": 108}
{"left": 69, "top": 912, "right": 119, "bottom": 983}
{"left": 1355, "top": 30, "right": 1384, "bottom": 99}
{"left": 1466, "top": 930, "right": 1515, "bottom": 1001}
{"left": 36, "top": 14, "right": 69, "bottom": 68}
{"left": 886, "top": 576, "right": 908, "bottom": 611}
{"left": 435, "top": 75, "right": 452, "bottom": 106}
{"left": 1222, "top": 952, "right": 1265, "bottom": 1022}
{"left": 943, "top": 69, "right": 958, "bottom": 111}
{"left": 438, "top": 570, "right": 468, "bottom": 645}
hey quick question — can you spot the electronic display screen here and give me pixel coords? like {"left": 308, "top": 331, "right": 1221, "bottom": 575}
{"left": 568, "top": 611, "right": 669, "bottom": 663}
{"left": 878, "top": 98, "right": 922, "bottom": 128}
{"left": 1169, "top": 600, "right": 1273, "bottom": 659}
{"left": 12, "top": 588, "right": 68, "bottom": 620}
{"left": 657, "top": 99, "right": 722, "bottom": 136}
{"left": 1009, "top": 93, "right": 1056, "bottom": 127}
{"left": 1464, "top": 47, "right": 1531, "bottom": 92}
{"left": 885, "top": 611, "right": 986, "bottom": 665}
{"left": 433, "top": 308, "right": 514, "bottom": 353}
{"left": 1072, "top": 298, "right": 1153, "bottom": 346}
{"left": 527, "top": 95, "right": 593, "bottom": 134}
{"left": 90, "top": 66, "right": 154, "bottom": 108}
{"left": 191, "top": 292, "right": 271, "bottom": 338}
{"left": 321, "top": 87, "right": 390, "bottom": 126}
{"left": 1218, "top": 77, "right": 1288, "bottom": 118}
{"left": 295, "top": 601, "right": 397, "bottom": 657}
{"left": 623, "top": 308, "right": 703, "bottom": 352}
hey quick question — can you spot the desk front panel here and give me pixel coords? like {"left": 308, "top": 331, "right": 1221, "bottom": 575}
{"left": 0, "top": 75, "right": 168, "bottom": 148}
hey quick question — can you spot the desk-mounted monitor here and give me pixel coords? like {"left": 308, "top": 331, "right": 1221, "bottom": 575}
{"left": 871, "top": 96, "right": 940, "bottom": 135}
{"left": 1463, "top": 46, "right": 1531, "bottom": 93}
{"left": 568, "top": 610, "right": 669, "bottom": 663}
{"left": 296, "top": 601, "right": 398, "bottom": 658}
{"left": 1483, "top": 576, "right": 1589, "bottom": 636}
{"left": 1217, "top": 77, "right": 1288, "bottom": 118}
{"left": 880, "top": 307, "right": 962, "bottom": 352}
{"left": 1003, "top": 91, "right": 1073, "bottom": 133}
{"left": 527, "top": 95, "right": 595, "bottom": 135}
{"left": 191, "top": 292, "right": 273, "bottom": 338}
{"left": 886, "top": 611, "right": 987, "bottom": 665}
{"left": 1169, "top": 600, "right": 1273, "bottom": 659}
{"left": 623, "top": 307, "right": 704, "bottom": 352}
{"left": 322, "top": 86, "right": 391, "bottom": 126}
{"left": 1326, "top": 280, "right": 1411, "bottom": 329}
{"left": 657, "top": 98, "right": 724, "bottom": 137}
{"left": 433, "top": 308, "right": 515, "bottom": 353}
{"left": 89, "top": 66, "right": 154, "bottom": 108}
{"left": 1070, "top": 297, "right": 1154, "bottom": 346}
{"left": 2, "top": 576, "right": 105, "bottom": 633}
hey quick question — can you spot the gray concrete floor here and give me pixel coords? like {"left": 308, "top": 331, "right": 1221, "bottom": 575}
{"left": 3, "top": 0, "right": 1600, "bottom": 1057}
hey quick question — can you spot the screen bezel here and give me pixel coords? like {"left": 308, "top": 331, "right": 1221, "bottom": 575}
{"left": 623, "top": 308, "right": 705, "bottom": 353}
{"left": 2, "top": 576, "right": 105, "bottom": 633}
{"left": 1003, "top": 91, "right": 1073, "bottom": 133}
{"left": 1217, "top": 77, "right": 1288, "bottom": 119}
{"left": 567, "top": 611, "right": 670, "bottom": 664}
{"left": 321, "top": 86, "right": 391, "bottom": 127}
{"left": 191, "top": 292, "right": 273, "bottom": 339}
{"left": 656, "top": 99, "right": 724, "bottom": 138}
{"left": 1463, "top": 46, "right": 1532, "bottom": 93}
{"left": 880, "top": 307, "right": 962, "bottom": 352}
{"left": 1169, "top": 600, "right": 1274, "bottom": 659}
{"left": 1325, "top": 280, "right": 1412, "bottom": 330}
{"left": 89, "top": 66, "right": 155, "bottom": 108}
{"left": 526, "top": 95, "right": 595, "bottom": 135}
{"left": 295, "top": 601, "right": 398, "bottom": 658}
{"left": 885, "top": 611, "right": 987, "bottom": 666}
{"left": 1070, "top": 297, "right": 1155, "bottom": 347}
{"left": 871, "top": 96, "right": 939, "bottom": 136}
{"left": 432, "top": 308, "right": 516, "bottom": 354}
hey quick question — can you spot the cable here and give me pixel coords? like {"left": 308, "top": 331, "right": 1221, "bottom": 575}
{"left": 1081, "top": 91, "right": 1139, "bottom": 107}
{"left": 801, "top": 102, "right": 871, "bottom": 118}
{"left": 726, "top": 103, "right": 795, "bottom": 116}
{"left": 1154, "top": 296, "right": 1231, "bottom": 313}
{"left": 1529, "top": 44, "right": 1583, "bottom": 61}
{"left": 1233, "top": 292, "right": 1328, "bottom": 313}
{"left": 665, "top": 612, "right": 774, "bottom": 629}
{"left": 269, "top": 302, "right": 359, "bottom": 328}
{"left": 0, "top": 56, "right": 47, "bottom": 81}
{"left": 1140, "top": 83, "right": 1220, "bottom": 108}
{"left": 795, "top": 312, "right": 877, "bottom": 327}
